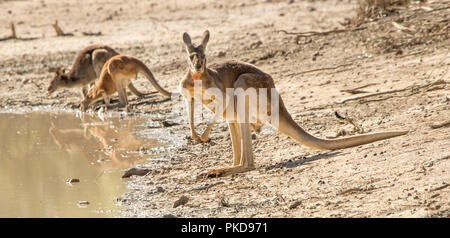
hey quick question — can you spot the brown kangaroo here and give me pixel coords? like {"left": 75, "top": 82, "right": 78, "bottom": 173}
{"left": 80, "top": 54, "right": 172, "bottom": 111}
{"left": 47, "top": 44, "right": 146, "bottom": 98}
{"left": 179, "top": 30, "right": 409, "bottom": 178}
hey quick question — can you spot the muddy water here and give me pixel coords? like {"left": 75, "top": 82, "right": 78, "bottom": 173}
{"left": 0, "top": 111, "right": 166, "bottom": 217}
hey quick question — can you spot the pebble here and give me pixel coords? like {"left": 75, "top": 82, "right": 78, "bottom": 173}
{"left": 288, "top": 200, "right": 302, "bottom": 209}
{"left": 173, "top": 195, "right": 189, "bottom": 208}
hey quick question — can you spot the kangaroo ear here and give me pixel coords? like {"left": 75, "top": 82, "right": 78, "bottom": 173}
{"left": 201, "top": 30, "right": 210, "bottom": 49}
{"left": 183, "top": 32, "right": 193, "bottom": 48}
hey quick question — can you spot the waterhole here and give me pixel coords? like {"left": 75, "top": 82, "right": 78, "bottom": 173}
{"left": 0, "top": 110, "right": 171, "bottom": 217}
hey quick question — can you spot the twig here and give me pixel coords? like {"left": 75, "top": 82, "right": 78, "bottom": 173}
{"left": 341, "top": 83, "right": 378, "bottom": 94}
{"left": 0, "top": 22, "right": 38, "bottom": 41}
{"left": 334, "top": 111, "right": 364, "bottom": 133}
{"left": 395, "top": 50, "right": 427, "bottom": 58}
{"left": 0, "top": 22, "right": 16, "bottom": 41}
{"left": 430, "top": 120, "right": 450, "bottom": 129}
{"left": 10, "top": 22, "right": 16, "bottom": 39}
{"left": 278, "top": 26, "right": 367, "bottom": 38}
{"left": 337, "top": 80, "right": 449, "bottom": 104}
{"left": 358, "top": 96, "right": 395, "bottom": 104}
{"left": 430, "top": 183, "right": 449, "bottom": 192}
{"left": 82, "top": 31, "right": 102, "bottom": 36}
{"left": 190, "top": 181, "right": 225, "bottom": 192}
{"left": 52, "top": 20, "right": 74, "bottom": 37}
{"left": 392, "top": 22, "right": 415, "bottom": 35}
{"left": 288, "top": 63, "right": 354, "bottom": 77}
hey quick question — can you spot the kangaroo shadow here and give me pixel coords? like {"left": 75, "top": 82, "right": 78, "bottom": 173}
{"left": 265, "top": 151, "right": 341, "bottom": 170}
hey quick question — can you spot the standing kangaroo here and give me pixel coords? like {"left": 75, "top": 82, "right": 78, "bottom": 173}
{"left": 47, "top": 44, "right": 146, "bottom": 98}
{"left": 179, "top": 30, "right": 409, "bottom": 178}
{"left": 80, "top": 55, "right": 172, "bottom": 111}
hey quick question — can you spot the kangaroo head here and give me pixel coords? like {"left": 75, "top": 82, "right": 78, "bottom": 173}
{"left": 47, "top": 66, "right": 67, "bottom": 95}
{"left": 182, "top": 30, "right": 210, "bottom": 74}
{"left": 79, "top": 88, "right": 104, "bottom": 112}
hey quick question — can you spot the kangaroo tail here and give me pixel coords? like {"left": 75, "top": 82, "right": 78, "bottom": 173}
{"left": 135, "top": 59, "right": 172, "bottom": 97}
{"left": 274, "top": 101, "right": 408, "bottom": 150}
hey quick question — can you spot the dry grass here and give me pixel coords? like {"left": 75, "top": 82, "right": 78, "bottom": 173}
{"left": 355, "top": 0, "right": 449, "bottom": 54}
{"left": 355, "top": 0, "right": 411, "bottom": 23}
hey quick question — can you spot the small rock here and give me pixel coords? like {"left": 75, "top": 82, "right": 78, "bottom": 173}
{"left": 156, "top": 186, "right": 165, "bottom": 193}
{"left": 219, "top": 197, "right": 230, "bottom": 207}
{"left": 122, "top": 168, "right": 150, "bottom": 178}
{"left": 250, "top": 40, "right": 263, "bottom": 49}
{"left": 173, "top": 195, "right": 189, "bottom": 208}
{"left": 160, "top": 120, "right": 177, "bottom": 127}
{"left": 217, "top": 51, "right": 226, "bottom": 57}
{"left": 289, "top": 200, "right": 302, "bottom": 209}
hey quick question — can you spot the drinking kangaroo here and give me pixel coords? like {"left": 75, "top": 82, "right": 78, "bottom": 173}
{"left": 47, "top": 44, "right": 147, "bottom": 98}
{"left": 180, "top": 30, "right": 409, "bottom": 178}
{"left": 80, "top": 54, "right": 172, "bottom": 111}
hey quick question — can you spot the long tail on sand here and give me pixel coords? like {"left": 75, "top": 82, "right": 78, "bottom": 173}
{"left": 275, "top": 105, "right": 408, "bottom": 150}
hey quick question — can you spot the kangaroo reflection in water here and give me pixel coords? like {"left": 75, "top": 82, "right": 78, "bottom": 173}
{"left": 49, "top": 114, "right": 158, "bottom": 171}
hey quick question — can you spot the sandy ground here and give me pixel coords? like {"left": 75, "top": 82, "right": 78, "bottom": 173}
{"left": 0, "top": 0, "right": 449, "bottom": 217}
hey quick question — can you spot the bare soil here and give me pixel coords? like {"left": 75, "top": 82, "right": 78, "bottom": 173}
{"left": 0, "top": 0, "right": 449, "bottom": 217}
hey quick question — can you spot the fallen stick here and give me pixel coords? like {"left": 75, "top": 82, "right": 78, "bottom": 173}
{"left": 287, "top": 63, "right": 354, "bottom": 77}
{"left": 278, "top": 26, "right": 367, "bottom": 38}
{"left": 0, "top": 22, "right": 38, "bottom": 41}
{"left": 10, "top": 22, "right": 16, "bottom": 38}
{"left": 430, "top": 120, "right": 450, "bottom": 129}
{"left": 0, "top": 22, "right": 16, "bottom": 41}
{"left": 337, "top": 80, "right": 448, "bottom": 104}
{"left": 341, "top": 83, "right": 378, "bottom": 94}
{"left": 52, "top": 20, "right": 74, "bottom": 37}
{"left": 334, "top": 111, "right": 364, "bottom": 133}
{"left": 82, "top": 31, "right": 102, "bottom": 36}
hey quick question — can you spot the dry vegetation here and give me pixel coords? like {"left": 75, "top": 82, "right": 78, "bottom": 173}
{"left": 354, "top": 0, "right": 412, "bottom": 23}
{"left": 353, "top": 0, "right": 450, "bottom": 54}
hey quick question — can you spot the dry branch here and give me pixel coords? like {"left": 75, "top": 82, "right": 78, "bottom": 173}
{"left": 288, "top": 63, "right": 354, "bottom": 77}
{"left": 82, "top": 31, "right": 102, "bottom": 36}
{"left": 337, "top": 80, "right": 449, "bottom": 104}
{"left": 52, "top": 20, "right": 74, "bottom": 37}
{"left": 430, "top": 120, "right": 450, "bottom": 129}
{"left": 0, "top": 22, "right": 38, "bottom": 41}
{"left": 334, "top": 111, "right": 364, "bottom": 133}
{"left": 0, "top": 22, "right": 16, "bottom": 41}
{"left": 278, "top": 26, "right": 367, "bottom": 38}
{"left": 10, "top": 22, "right": 16, "bottom": 38}
{"left": 341, "top": 83, "right": 378, "bottom": 94}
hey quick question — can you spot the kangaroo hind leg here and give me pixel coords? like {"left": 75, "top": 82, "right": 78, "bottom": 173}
{"left": 115, "top": 77, "right": 129, "bottom": 108}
